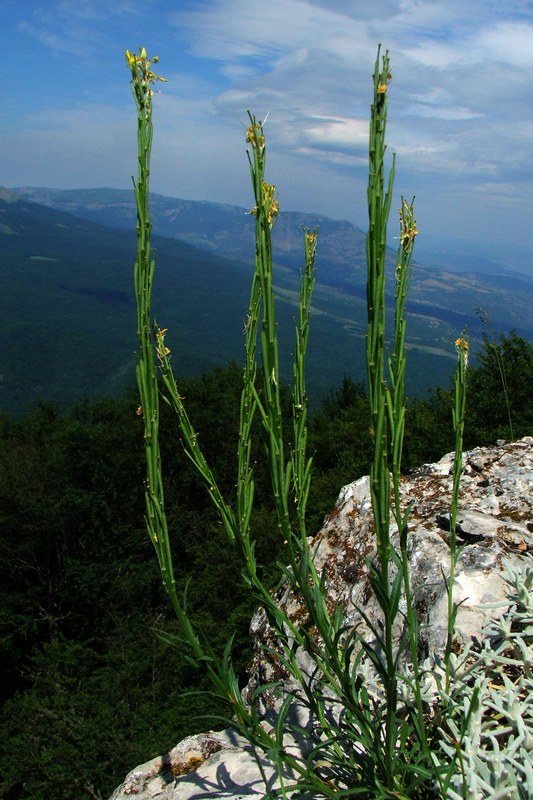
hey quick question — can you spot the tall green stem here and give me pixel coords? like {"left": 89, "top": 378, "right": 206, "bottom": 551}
{"left": 246, "top": 115, "right": 291, "bottom": 543}
{"left": 365, "top": 46, "right": 400, "bottom": 788}
{"left": 445, "top": 335, "right": 469, "bottom": 692}
{"left": 292, "top": 229, "right": 317, "bottom": 538}
{"left": 126, "top": 48, "right": 204, "bottom": 660}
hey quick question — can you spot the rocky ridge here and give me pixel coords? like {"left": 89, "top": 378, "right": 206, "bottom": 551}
{"left": 109, "top": 437, "right": 533, "bottom": 800}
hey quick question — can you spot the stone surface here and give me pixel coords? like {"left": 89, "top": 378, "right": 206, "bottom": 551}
{"left": 109, "top": 438, "right": 533, "bottom": 800}
{"left": 107, "top": 730, "right": 272, "bottom": 799}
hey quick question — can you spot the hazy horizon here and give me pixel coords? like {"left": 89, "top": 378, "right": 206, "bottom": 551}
{"left": 8, "top": 182, "right": 533, "bottom": 280}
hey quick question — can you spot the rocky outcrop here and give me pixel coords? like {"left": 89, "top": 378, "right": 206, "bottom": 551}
{"left": 109, "top": 437, "right": 533, "bottom": 800}
{"left": 107, "top": 729, "right": 269, "bottom": 799}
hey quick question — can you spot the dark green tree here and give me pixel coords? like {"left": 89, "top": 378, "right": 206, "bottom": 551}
{"left": 0, "top": 372, "right": 286, "bottom": 800}
{"left": 464, "top": 330, "right": 533, "bottom": 445}
{"left": 402, "top": 332, "right": 533, "bottom": 467}
{"left": 306, "top": 377, "right": 373, "bottom": 533}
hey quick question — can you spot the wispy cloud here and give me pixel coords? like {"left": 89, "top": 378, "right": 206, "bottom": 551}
{"left": 18, "top": 0, "right": 147, "bottom": 54}
{"left": 4, "top": 0, "right": 533, "bottom": 271}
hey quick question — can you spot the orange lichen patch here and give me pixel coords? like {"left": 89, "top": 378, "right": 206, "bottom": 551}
{"left": 171, "top": 755, "right": 206, "bottom": 778}
{"left": 324, "top": 505, "right": 342, "bottom": 525}
{"left": 168, "top": 737, "right": 226, "bottom": 780}
{"left": 499, "top": 504, "right": 529, "bottom": 523}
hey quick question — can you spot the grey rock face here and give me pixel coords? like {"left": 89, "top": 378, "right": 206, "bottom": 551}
{"left": 107, "top": 730, "right": 271, "bottom": 799}
{"left": 245, "top": 437, "right": 533, "bottom": 698}
{"left": 109, "top": 438, "right": 533, "bottom": 800}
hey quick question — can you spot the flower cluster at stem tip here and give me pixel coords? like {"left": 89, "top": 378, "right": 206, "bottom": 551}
{"left": 125, "top": 47, "right": 167, "bottom": 114}
{"left": 455, "top": 336, "right": 469, "bottom": 367}
{"left": 246, "top": 122, "right": 266, "bottom": 151}
{"left": 155, "top": 326, "right": 171, "bottom": 361}
{"left": 398, "top": 199, "right": 418, "bottom": 252}
{"left": 305, "top": 230, "right": 318, "bottom": 261}
{"left": 377, "top": 69, "right": 392, "bottom": 94}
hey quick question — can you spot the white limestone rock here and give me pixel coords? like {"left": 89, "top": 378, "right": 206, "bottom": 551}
{"left": 109, "top": 437, "right": 533, "bottom": 800}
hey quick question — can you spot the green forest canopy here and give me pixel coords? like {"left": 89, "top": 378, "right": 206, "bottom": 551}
{"left": 0, "top": 331, "right": 531, "bottom": 800}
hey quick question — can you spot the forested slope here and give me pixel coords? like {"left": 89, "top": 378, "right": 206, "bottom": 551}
{"left": 0, "top": 333, "right": 531, "bottom": 800}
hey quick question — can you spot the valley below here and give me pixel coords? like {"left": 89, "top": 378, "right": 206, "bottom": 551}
{"left": 1, "top": 186, "right": 532, "bottom": 416}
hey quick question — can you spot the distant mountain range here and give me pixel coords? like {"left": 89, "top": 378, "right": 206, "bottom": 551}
{"left": 1, "top": 186, "right": 532, "bottom": 416}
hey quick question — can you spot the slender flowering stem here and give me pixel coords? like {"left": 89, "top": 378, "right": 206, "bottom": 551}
{"left": 246, "top": 114, "right": 290, "bottom": 544}
{"left": 126, "top": 47, "right": 173, "bottom": 591}
{"left": 388, "top": 197, "right": 417, "bottom": 526}
{"left": 386, "top": 198, "right": 432, "bottom": 762}
{"left": 127, "top": 47, "right": 210, "bottom": 663}
{"left": 445, "top": 334, "right": 469, "bottom": 692}
{"left": 365, "top": 47, "right": 402, "bottom": 788}
{"left": 292, "top": 228, "right": 317, "bottom": 538}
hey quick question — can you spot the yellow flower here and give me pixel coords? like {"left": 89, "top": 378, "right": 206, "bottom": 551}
{"left": 125, "top": 49, "right": 137, "bottom": 69}
{"left": 377, "top": 71, "right": 392, "bottom": 95}
{"left": 398, "top": 199, "right": 418, "bottom": 251}
{"left": 155, "top": 327, "right": 171, "bottom": 360}
{"left": 249, "top": 183, "right": 279, "bottom": 227}
{"left": 305, "top": 230, "right": 318, "bottom": 258}
{"left": 455, "top": 336, "right": 469, "bottom": 367}
{"left": 125, "top": 47, "right": 167, "bottom": 94}
{"left": 262, "top": 183, "right": 279, "bottom": 225}
{"left": 246, "top": 123, "right": 265, "bottom": 150}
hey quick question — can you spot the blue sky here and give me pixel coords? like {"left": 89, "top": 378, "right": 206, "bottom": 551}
{"left": 3, "top": 0, "right": 533, "bottom": 274}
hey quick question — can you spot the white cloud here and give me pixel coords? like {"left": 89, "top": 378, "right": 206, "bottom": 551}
{"left": 6, "top": 0, "right": 533, "bottom": 266}
{"left": 304, "top": 117, "right": 368, "bottom": 149}
{"left": 171, "top": 0, "right": 362, "bottom": 62}
{"left": 475, "top": 21, "right": 533, "bottom": 67}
